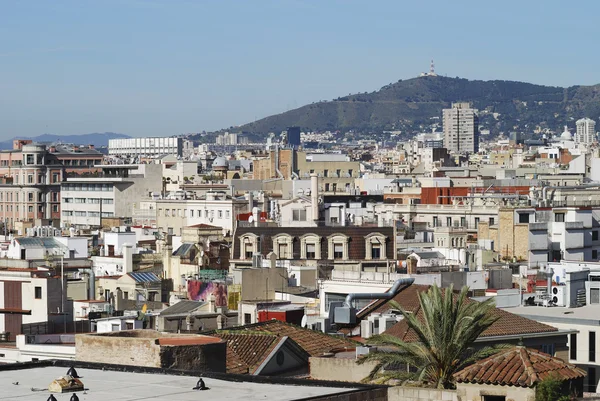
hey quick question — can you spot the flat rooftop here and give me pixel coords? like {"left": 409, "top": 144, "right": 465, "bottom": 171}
{"left": 503, "top": 304, "right": 600, "bottom": 325}
{"left": 0, "top": 365, "right": 359, "bottom": 401}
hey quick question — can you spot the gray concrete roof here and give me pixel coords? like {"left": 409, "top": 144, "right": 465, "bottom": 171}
{"left": 502, "top": 304, "right": 600, "bottom": 326}
{"left": 0, "top": 366, "right": 355, "bottom": 400}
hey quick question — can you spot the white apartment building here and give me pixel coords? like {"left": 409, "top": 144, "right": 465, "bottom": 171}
{"left": 61, "top": 164, "right": 162, "bottom": 229}
{"left": 154, "top": 191, "right": 248, "bottom": 236}
{"left": 443, "top": 102, "right": 479, "bottom": 154}
{"left": 108, "top": 137, "right": 183, "bottom": 158}
{"left": 576, "top": 118, "right": 597, "bottom": 145}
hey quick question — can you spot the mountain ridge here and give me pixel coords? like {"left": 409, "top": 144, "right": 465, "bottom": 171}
{"left": 0, "top": 132, "right": 130, "bottom": 150}
{"left": 236, "top": 76, "right": 600, "bottom": 135}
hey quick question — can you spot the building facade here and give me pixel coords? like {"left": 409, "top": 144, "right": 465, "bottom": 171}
{"left": 443, "top": 102, "right": 479, "bottom": 153}
{"left": 108, "top": 137, "right": 183, "bottom": 158}
{"left": 576, "top": 118, "right": 596, "bottom": 145}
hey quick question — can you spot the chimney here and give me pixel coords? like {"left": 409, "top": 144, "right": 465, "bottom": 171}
{"left": 546, "top": 268, "right": 554, "bottom": 298}
{"left": 246, "top": 192, "right": 254, "bottom": 213}
{"left": 252, "top": 207, "right": 259, "bottom": 227}
{"left": 311, "top": 173, "right": 319, "bottom": 222}
{"left": 122, "top": 243, "right": 133, "bottom": 274}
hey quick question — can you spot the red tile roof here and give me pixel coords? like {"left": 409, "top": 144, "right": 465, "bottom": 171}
{"left": 212, "top": 333, "right": 281, "bottom": 374}
{"left": 209, "top": 320, "right": 357, "bottom": 357}
{"left": 186, "top": 223, "right": 221, "bottom": 229}
{"left": 354, "top": 284, "right": 559, "bottom": 341}
{"left": 454, "top": 346, "right": 586, "bottom": 387}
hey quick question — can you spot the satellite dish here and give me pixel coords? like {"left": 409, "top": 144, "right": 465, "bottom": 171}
{"left": 301, "top": 315, "right": 307, "bottom": 328}
{"left": 248, "top": 215, "right": 254, "bottom": 224}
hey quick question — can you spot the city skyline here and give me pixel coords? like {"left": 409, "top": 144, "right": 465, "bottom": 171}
{"left": 1, "top": 0, "right": 600, "bottom": 139}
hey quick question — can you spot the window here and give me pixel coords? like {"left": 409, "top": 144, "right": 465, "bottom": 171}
{"left": 111, "top": 324, "right": 120, "bottom": 332}
{"left": 460, "top": 216, "right": 466, "bottom": 227}
{"left": 592, "top": 288, "right": 600, "bottom": 304}
{"left": 475, "top": 217, "right": 480, "bottom": 228}
{"left": 27, "top": 174, "right": 33, "bottom": 184}
{"left": 323, "top": 169, "right": 329, "bottom": 177}
{"left": 332, "top": 183, "right": 337, "bottom": 192}
{"left": 518, "top": 213, "right": 530, "bottom": 224}
{"left": 570, "top": 333, "right": 578, "bottom": 360}
{"left": 446, "top": 217, "right": 452, "bottom": 227}
{"left": 123, "top": 292, "right": 128, "bottom": 299}
{"left": 52, "top": 205, "right": 58, "bottom": 213}
{"left": 334, "top": 243, "right": 343, "bottom": 259}
{"left": 371, "top": 244, "right": 381, "bottom": 259}
{"left": 190, "top": 210, "right": 194, "bottom": 217}
{"left": 594, "top": 250, "right": 598, "bottom": 260}
{"left": 26, "top": 154, "right": 34, "bottom": 164}
{"left": 483, "top": 396, "right": 505, "bottom": 401}
{"left": 218, "top": 210, "right": 223, "bottom": 219}
{"left": 28, "top": 206, "right": 33, "bottom": 213}
{"left": 244, "top": 313, "right": 252, "bottom": 325}
{"left": 325, "top": 183, "right": 330, "bottom": 192}
{"left": 52, "top": 173, "right": 59, "bottom": 183}
{"left": 432, "top": 216, "right": 438, "bottom": 227}
{"left": 278, "top": 243, "right": 288, "bottom": 259}
{"left": 34, "top": 286, "right": 42, "bottom": 299}
{"left": 28, "top": 193, "right": 33, "bottom": 202}
{"left": 348, "top": 169, "right": 353, "bottom": 176}
{"left": 594, "top": 231, "right": 599, "bottom": 241}
{"left": 555, "top": 213, "right": 565, "bottom": 222}
{"left": 589, "top": 367, "right": 597, "bottom": 393}
{"left": 126, "top": 322, "right": 134, "bottom": 330}
{"left": 226, "top": 210, "right": 230, "bottom": 219}
{"left": 541, "top": 344, "right": 555, "bottom": 356}
{"left": 336, "top": 169, "right": 341, "bottom": 177}
{"left": 244, "top": 243, "right": 253, "bottom": 259}
{"left": 306, "top": 243, "right": 316, "bottom": 259}
{"left": 489, "top": 217, "right": 495, "bottom": 225}
{"left": 591, "top": 332, "right": 596, "bottom": 362}
{"left": 292, "top": 209, "right": 306, "bottom": 221}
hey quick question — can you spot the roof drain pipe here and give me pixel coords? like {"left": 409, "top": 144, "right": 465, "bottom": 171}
{"left": 334, "top": 278, "right": 415, "bottom": 325}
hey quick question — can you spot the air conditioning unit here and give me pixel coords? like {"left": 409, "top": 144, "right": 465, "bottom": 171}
{"left": 361, "top": 319, "right": 373, "bottom": 339}
{"left": 552, "top": 286, "right": 566, "bottom": 307}
{"left": 311, "top": 317, "right": 331, "bottom": 333}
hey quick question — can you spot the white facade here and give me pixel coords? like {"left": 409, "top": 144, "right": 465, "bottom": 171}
{"left": 108, "top": 137, "right": 183, "bottom": 157}
{"left": 0, "top": 334, "right": 75, "bottom": 363}
{"left": 61, "top": 164, "right": 162, "bottom": 228}
{"left": 96, "top": 316, "right": 143, "bottom": 333}
{"left": 576, "top": 118, "right": 596, "bottom": 145}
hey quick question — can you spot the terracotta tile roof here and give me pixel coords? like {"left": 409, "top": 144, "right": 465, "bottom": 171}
{"left": 212, "top": 333, "right": 281, "bottom": 374}
{"left": 350, "top": 284, "right": 559, "bottom": 340}
{"left": 207, "top": 320, "right": 357, "bottom": 357}
{"left": 454, "top": 346, "right": 586, "bottom": 387}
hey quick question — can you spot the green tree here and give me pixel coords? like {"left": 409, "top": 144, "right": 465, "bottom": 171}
{"left": 358, "top": 284, "right": 504, "bottom": 389}
{"left": 535, "top": 374, "right": 571, "bottom": 401}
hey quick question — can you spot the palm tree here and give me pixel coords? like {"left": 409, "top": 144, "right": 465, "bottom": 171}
{"left": 357, "top": 284, "right": 503, "bottom": 389}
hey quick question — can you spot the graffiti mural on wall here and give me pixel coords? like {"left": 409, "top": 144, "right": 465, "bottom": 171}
{"left": 187, "top": 280, "right": 228, "bottom": 307}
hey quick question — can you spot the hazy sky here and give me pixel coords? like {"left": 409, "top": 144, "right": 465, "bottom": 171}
{"left": 0, "top": 0, "right": 597, "bottom": 139}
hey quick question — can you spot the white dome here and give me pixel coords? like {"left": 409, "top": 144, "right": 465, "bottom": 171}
{"left": 560, "top": 126, "right": 572, "bottom": 140}
{"left": 212, "top": 156, "right": 228, "bottom": 168}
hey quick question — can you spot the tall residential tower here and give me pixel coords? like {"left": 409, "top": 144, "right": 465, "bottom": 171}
{"left": 575, "top": 118, "right": 596, "bottom": 145}
{"left": 443, "top": 102, "right": 479, "bottom": 153}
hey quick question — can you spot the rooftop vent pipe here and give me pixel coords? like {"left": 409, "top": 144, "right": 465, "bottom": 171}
{"left": 334, "top": 278, "right": 415, "bottom": 325}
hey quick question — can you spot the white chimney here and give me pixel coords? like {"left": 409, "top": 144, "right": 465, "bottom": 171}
{"left": 252, "top": 206, "right": 259, "bottom": 227}
{"left": 311, "top": 173, "right": 319, "bottom": 222}
{"left": 122, "top": 243, "right": 133, "bottom": 274}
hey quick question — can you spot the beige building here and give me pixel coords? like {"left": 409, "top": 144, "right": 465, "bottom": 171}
{"left": 443, "top": 102, "right": 479, "bottom": 154}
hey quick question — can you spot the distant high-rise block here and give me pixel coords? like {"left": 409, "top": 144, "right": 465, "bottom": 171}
{"left": 286, "top": 127, "right": 301, "bottom": 149}
{"left": 575, "top": 118, "right": 596, "bottom": 145}
{"left": 443, "top": 102, "right": 479, "bottom": 154}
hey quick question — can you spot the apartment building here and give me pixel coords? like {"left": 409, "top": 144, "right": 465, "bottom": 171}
{"left": 108, "top": 137, "right": 183, "bottom": 158}
{"left": 443, "top": 102, "right": 479, "bottom": 153}
{"left": 0, "top": 268, "right": 65, "bottom": 341}
{"left": 576, "top": 118, "right": 596, "bottom": 146}
{"left": 61, "top": 164, "right": 162, "bottom": 229}
{"left": 154, "top": 191, "right": 248, "bottom": 236}
{"left": 0, "top": 141, "right": 103, "bottom": 229}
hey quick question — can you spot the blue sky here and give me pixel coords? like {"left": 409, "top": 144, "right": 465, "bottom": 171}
{"left": 0, "top": 0, "right": 597, "bottom": 139}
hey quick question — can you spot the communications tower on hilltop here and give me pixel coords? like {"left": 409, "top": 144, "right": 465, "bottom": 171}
{"left": 419, "top": 59, "right": 438, "bottom": 77}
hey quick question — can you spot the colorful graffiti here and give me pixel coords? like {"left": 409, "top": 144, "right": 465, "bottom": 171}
{"left": 187, "top": 280, "right": 228, "bottom": 307}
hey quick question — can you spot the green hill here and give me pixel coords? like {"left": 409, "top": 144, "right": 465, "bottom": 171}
{"left": 237, "top": 76, "right": 600, "bottom": 135}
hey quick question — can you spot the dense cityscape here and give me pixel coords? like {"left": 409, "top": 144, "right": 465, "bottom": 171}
{"left": 2, "top": 2, "right": 600, "bottom": 401}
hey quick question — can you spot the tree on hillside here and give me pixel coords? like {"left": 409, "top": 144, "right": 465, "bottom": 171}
{"left": 358, "top": 284, "right": 504, "bottom": 389}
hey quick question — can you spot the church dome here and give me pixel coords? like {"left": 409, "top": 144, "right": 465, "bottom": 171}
{"left": 560, "top": 126, "right": 572, "bottom": 140}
